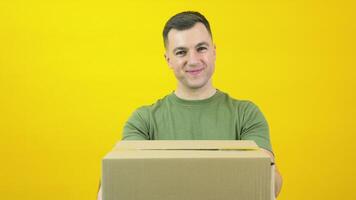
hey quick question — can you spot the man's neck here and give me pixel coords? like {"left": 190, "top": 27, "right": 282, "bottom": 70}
{"left": 174, "top": 83, "right": 216, "bottom": 100}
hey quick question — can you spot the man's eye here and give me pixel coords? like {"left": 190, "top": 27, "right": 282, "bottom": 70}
{"left": 175, "top": 51, "right": 186, "bottom": 56}
{"left": 197, "top": 46, "right": 207, "bottom": 52}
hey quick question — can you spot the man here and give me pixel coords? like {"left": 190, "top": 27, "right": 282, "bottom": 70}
{"left": 98, "top": 11, "right": 282, "bottom": 199}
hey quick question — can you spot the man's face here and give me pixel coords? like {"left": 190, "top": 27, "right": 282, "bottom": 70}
{"left": 165, "top": 23, "right": 216, "bottom": 90}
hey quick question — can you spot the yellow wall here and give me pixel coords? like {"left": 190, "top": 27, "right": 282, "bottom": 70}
{"left": 1, "top": 0, "right": 355, "bottom": 199}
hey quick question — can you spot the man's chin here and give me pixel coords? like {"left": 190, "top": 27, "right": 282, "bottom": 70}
{"left": 184, "top": 81, "right": 207, "bottom": 90}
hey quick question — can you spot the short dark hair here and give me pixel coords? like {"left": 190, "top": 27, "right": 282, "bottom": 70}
{"left": 163, "top": 11, "right": 212, "bottom": 48}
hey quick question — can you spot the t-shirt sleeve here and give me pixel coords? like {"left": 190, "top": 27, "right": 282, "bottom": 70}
{"left": 121, "top": 107, "right": 150, "bottom": 140}
{"left": 240, "top": 101, "right": 273, "bottom": 153}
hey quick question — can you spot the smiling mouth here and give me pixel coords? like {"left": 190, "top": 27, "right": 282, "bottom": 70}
{"left": 186, "top": 68, "right": 204, "bottom": 76}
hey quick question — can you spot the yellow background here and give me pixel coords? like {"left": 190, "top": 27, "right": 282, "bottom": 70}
{"left": 1, "top": 0, "right": 355, "bottom": 199}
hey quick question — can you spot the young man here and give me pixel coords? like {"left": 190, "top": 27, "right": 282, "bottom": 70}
{"left": 98, "top": 11, "right": 282, "bottom": 199}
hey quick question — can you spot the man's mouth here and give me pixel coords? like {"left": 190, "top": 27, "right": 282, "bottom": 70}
{"left": 186, "top": 68, "right": 204, "bottom": 76}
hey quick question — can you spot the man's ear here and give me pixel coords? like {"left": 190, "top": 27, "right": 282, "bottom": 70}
{"left": 213, "top": 44, "right": 217, "bottom": 60}
{"left": 164, "top": 53, "right": 169, "bottom": 63}
{"left": 164, "top": 53, "right": 172, "bottom": 68}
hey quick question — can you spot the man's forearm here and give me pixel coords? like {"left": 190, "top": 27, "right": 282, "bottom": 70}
{"left": 274, "top": 166, "right": 283, "bottom": 198}
{"left": 97, "top": 182, "right": 102, "bottom": 200}
{"left": 260, "top": 148, "right": 283, "bottom": 198}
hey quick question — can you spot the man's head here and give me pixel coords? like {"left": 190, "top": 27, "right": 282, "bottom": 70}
{"left": 163, "top": 11, "right": 213, "bottom": 49}
{"left": 163, "top": 11, "right": 216, "bottom": 91}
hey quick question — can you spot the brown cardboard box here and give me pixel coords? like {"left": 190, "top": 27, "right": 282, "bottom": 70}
{"left": 102, "top": 140, "right": 274, "bottom": 200}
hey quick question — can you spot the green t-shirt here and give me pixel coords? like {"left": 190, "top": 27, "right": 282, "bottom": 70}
{"left": 122, "top": 90, "right": 273, "bottom": 152}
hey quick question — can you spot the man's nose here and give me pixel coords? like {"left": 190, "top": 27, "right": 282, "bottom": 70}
{"left": 187, "top": 51, "right": 200, "bottom": 67}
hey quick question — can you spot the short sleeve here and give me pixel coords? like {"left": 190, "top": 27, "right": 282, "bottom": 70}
{"left": 122, "top": 107, "right": 150, "bottom": 140}
{"left": 240, "top": 101, "right": 273, "bottom": 153}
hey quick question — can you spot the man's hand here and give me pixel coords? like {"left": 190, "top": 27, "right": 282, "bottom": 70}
{"left": 260, "top": 148, "right": 283, "bottom": 198}
{"left": 97, "top": 185, "right": 102, "bottom": 200}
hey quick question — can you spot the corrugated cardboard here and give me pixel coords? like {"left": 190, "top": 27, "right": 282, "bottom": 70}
{"left": 102, "top": 140, "right": 274, "bottom": 200}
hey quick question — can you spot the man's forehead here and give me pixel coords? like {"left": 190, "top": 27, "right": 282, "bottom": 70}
{"left": 166, "top": 23, "right": 212, "bottom": 49}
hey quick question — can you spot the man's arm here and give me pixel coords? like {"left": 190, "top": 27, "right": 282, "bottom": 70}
{"left": 122, "top": 107, "right": 150, "bottom": 140}
{"left": 260, "top": 148, "right": 283, "bottom": 198}
{"left": 97, "top": 184, "right": 102, "bottom": 200}
{"left": 238, "top": 102, "right": 282, "bottom": 197}
{"left": 98, "top": 108, "right": 150, "bottom": 200}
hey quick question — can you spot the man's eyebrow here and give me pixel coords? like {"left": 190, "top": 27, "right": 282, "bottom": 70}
{"left": 172, "top": 42, "right": 209, "bottom": 53}
{"left": 173, "top": 47, "right": 188, "bottom": 53}
{"left": 196, "top": 42, "right": 210, "bottom": 47}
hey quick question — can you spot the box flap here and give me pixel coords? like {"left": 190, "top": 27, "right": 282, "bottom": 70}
{"left": 114, "top": 140, "right": 259, "bottom": 151}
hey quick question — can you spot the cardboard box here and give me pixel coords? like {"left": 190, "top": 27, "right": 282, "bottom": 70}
{"left": 102, "top": 140, "right": 274, "bottom": 200}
